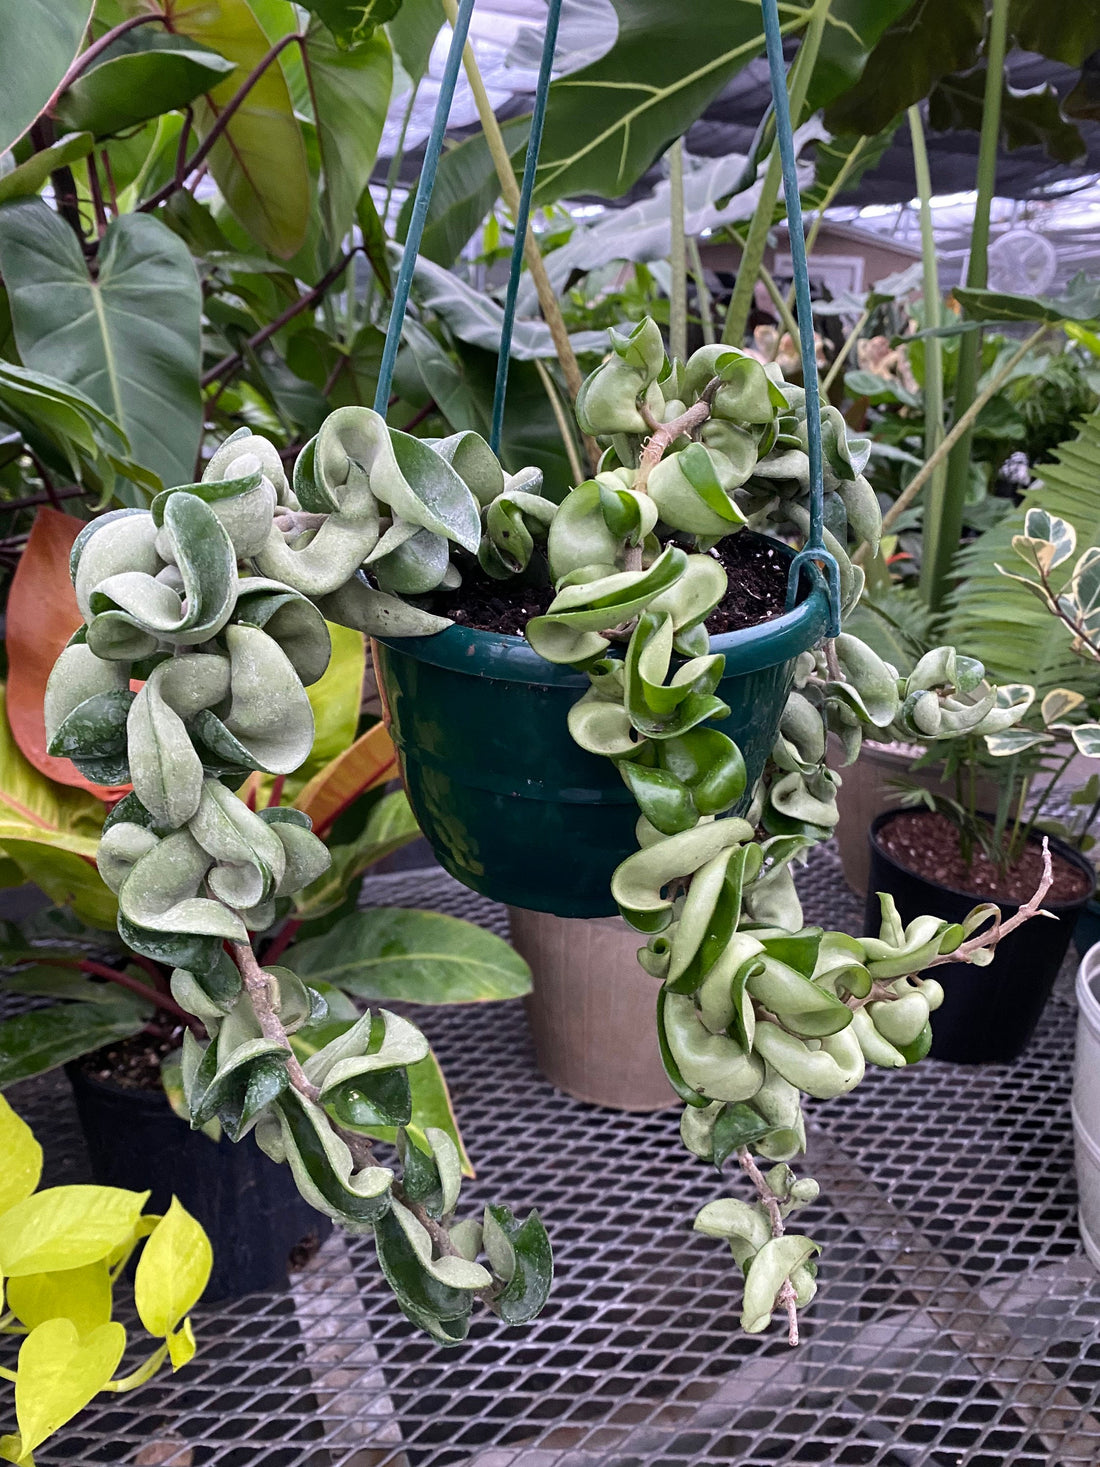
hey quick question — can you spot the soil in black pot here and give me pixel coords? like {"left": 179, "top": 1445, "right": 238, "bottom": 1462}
{"left": 427, "top": 532, "right": 790, "bottom": 638}
{"left": 877, "top": 809, "right": 1091, "bottom": 905}
{"left": 69, "top": 1032, "right": 331, "bottom": 1299}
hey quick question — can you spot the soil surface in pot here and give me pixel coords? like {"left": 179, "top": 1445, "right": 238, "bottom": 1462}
{"left": 429, "top": 533, "right": 789, "bottom": 637}
{"left": 77, "top": 1026, "right": 186, "bottom": 1090}
{"left": 877, "top": 810, "right": 1092, "bottom": 904}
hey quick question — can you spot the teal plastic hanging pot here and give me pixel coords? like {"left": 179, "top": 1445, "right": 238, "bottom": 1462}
{"left": 374, "top": 533, "right": 830, "bottom": 918}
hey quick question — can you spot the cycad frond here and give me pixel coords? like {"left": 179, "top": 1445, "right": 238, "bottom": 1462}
{"left": 945, "top": 410, "right": 1100, "bottom": 699}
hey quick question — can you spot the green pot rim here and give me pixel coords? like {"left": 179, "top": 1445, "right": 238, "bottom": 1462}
{"left": 376, "top": 532, "right": 830, "bottom": 687}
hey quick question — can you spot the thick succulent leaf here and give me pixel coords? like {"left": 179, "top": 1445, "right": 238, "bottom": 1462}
{"left": 117, "top": 829, "right": 246, "bottom": 943}
{"left": 90, "top": 496, "right": 236, "bottom": 648}
{"left": 483, "top": 1205, "right": 553, "bottom": 1326}
{"left": 373, "top": 1203, "right": 472, "bottom": 1344}
{"left": 254, "top": 1087, "right": 393, "bottom": 1226}
{"left": 741, "top": 1235, "right": 820, "bottom": 1334}
{"left": 0, "top": 200, "right": 202, "bottom": 489}
{"left": 611, "top": 818, "right": 754, "bottom": 933}
{"left": 292, "top": 1023, "right": 473, "bottom": 1176}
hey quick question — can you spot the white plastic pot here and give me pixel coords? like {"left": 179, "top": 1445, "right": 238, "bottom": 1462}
{"left": 1073, "top": 944, "right": 1100, "bottom": 1268}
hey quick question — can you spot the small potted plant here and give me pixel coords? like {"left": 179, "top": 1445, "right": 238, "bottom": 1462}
{"left": 865, "top": 503, "right": 1100, "bottom": 1064}
{"left": 977, "top": 505, "right": 1100, "bottom": 1262}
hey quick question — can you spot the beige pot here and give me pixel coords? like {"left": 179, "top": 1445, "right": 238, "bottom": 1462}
{"left": 508, "top": 907, "right": 676, "bottom": 1112}
{"left": 833, "top": 742, "right": 1000, "bottom": 897}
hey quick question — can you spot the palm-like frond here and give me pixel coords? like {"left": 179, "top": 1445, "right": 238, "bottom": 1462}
{"left": 945, "top": 409, "right": 1100, "bottom": 699}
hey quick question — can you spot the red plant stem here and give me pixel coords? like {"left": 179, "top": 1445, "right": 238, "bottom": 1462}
{"left": 200, "top": 250, "right": 357, "bottom": 388}
{"left": 129, "top": 952, "right": 172, "bottom": 996}
{"left": 261, "top": 918, "right": 301, "bottom": 967}
{"left": 266, "top": 774, "right": 287, "bottom": 810}
{"left": 140, "top": 32, "right": 303, "bottom": 215}
{"left": 67, "top": 958, "right": 193, "bottom": 1025}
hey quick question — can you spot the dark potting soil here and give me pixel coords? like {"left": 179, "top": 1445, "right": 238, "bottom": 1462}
{"left": 431, "top": 565, "right": 555, "bottom": 636}
{"left": 877, "top": 810, "right": 1092, "bottom": 905}
{"left": 78, "top": 1026, "right": 186, "bottom": 1091}
{"left": 704, "top": 534, "right": 789, "bottom": 635}
{"left": 431, "top": 533, "right": 789, "bottom": 638}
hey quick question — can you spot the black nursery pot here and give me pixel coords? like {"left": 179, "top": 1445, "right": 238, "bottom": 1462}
{"left": 865, "top": 809, "right": 1094, "bottom": 1064}
{"left": 66, "top": 1062, "right": 331, "bottom": 1301}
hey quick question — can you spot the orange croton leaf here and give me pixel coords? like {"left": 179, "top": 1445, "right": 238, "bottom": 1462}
{"left": 292, "top": 721, "right": 398, "bottom": 838}
{"left": 6, "top": 508, "right": 130, "bottom": 801}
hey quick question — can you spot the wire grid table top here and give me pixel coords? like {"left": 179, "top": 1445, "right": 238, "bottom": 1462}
{"left": 4, "top": 843, "right": 1100, "bottom": 1467}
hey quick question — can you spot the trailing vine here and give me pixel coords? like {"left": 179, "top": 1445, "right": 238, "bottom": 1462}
{"left": 47, "top": 318, "right": 1041, "bottom": 1345}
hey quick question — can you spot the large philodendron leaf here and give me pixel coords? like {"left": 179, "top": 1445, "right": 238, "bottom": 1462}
{"left": 397, "top": 118, "right": 530, "bottom": 269}
{"left": 0, "top": 201, "right": 202, "bottom": 491}
{"left": 294, "top": 19, "right": 392, "bottom": 254}
{"left": 53, "top": 30, "right": 237, "bottom": 137}
{"left": 123, "top": 0, "right": 310, "bottom": 260}
{"left": 291, "top": 908, "right": 532, "bottom": 1004}
{"left": 824, "top": 0, "right": 984, "bottom": 136}
{"left": 532, "top": 0, "right": 912, "bottom": 204}
{"left": 0, "top": 0, "right": 94, "bottom": 153}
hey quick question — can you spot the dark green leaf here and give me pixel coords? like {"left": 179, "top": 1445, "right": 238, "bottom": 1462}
{"left": 0, "top": 201, "right": 202, "bottom": 490}
{"left": 53, "top": 31, "right": 236, "bottom": 137}
{"left": 299, "top": 19, "right": 391, "bottom": 251}
{"left": 486, "top": 1206, "right": 553, "bottom": 1326}
{"left": 301, "top": 0, "right": 400, "bottom": 48}
{"left": 387, "top": 0, "right": 444, "bottom": 82}
{"left": 0, "top": 1002, "right": 148, "bottom": 1087}
{"left": 1010, "top": 0, "right": 1100, "bottom": 64}
{"left": 374, "top": 1205, "right": 472, "bottom": 1342}
{"left": 954, "top": 274, "right": 1100, "bottom": 326}
{"left": 0, "top": 133, "right": 95, "bottom": 206}
{"left": 712, "top": 1102, "right": 775, "bottom": 1170}
{"left": 398, "top": 119, "right": 529, "bottom": 267}
{"left": 928, "top": 68, "right": 1086, "bottom": 164}
{"left": 825, "top": 0, "right": 985, "bottom": 137}
{"left": 291, "top": 908, "right": 531, "bottom": 1003}
{"left": 0, "top": 0, "right": 94, "bottom": 154}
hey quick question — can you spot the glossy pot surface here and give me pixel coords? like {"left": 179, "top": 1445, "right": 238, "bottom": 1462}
{"left": 375, "top": 534, "right": 830, "bottom": 917}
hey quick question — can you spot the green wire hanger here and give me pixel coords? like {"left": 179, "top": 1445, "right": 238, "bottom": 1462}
{"left": 374, "top": 0, "right": 841, "bottom": 639}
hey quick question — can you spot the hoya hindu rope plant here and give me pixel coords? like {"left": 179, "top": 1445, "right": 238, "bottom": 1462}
{"left": 0, "top": 1094, "right": 210, "bottom": 1466}
{"left": 0, "top": 515, "right": 530, "bottom": 1297}
{"left": 42, "top": 314, "right": 1047, "bottom": 1344}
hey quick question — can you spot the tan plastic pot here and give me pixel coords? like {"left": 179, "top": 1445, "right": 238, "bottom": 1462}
{"left": 508, "top": 907, "right": 676, "bottom": 1112}
{"left": 833, "top": 742, "right": 999, "bottom": 897}
{"left": 1074, "top": 944, "right": 1100, "bottom": 1270}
